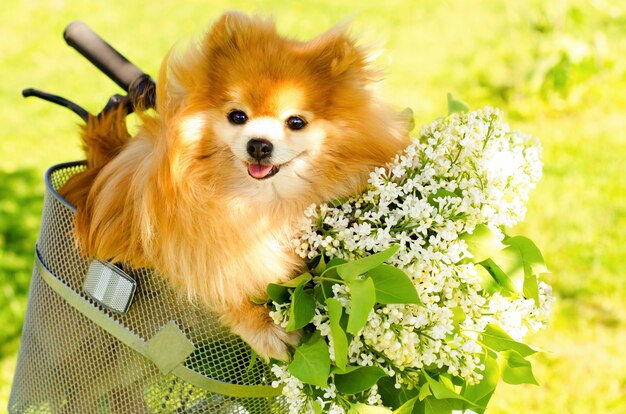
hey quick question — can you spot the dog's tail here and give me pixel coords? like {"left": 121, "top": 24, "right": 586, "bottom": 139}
{"left": 59, "top": 105, "right": 131, "bottom": 210}
{"left": 81, "top": 105, "right": 131, "bottom": 168}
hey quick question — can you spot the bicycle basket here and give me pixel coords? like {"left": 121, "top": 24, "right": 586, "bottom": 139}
{"left": 8, "top": 162, "right": 287, "bottom": 413}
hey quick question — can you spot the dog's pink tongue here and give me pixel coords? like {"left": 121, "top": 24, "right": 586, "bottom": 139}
{"left": 248, "top": 163, "right": 273, "bottom": 179}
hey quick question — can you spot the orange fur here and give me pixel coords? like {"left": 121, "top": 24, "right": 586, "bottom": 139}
{"left": 59, "top": 12, "right": 409, "bottom": 360}
{"left": 61, "top": 105, "right": 131, "bottom": 211}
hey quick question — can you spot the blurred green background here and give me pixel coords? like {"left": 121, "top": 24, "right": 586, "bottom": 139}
{"left": 1, "top": 0, "right": 625, "bottom": 412}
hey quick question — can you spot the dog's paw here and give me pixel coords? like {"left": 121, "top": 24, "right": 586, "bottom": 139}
{"left": 247, "top": 323, "right": 301, "bottom": 362}
{"left": 220, "top": 300, "right": 301, "bottom": 362}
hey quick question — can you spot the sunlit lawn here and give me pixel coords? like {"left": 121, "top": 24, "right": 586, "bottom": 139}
{"left": 1, "top": 0, "right": 625, "bottom": 412}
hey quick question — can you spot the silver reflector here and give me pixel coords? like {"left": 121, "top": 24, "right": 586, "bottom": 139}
{"left": 84, "top": 260, "right": 137, "bottom": 314}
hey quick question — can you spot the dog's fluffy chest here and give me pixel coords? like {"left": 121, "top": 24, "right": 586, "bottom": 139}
{"left": 163, "top": 199, "right": 305, "bottom": 307}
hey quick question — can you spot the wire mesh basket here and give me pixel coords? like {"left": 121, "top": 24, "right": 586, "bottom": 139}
{"left": 8, "top": 161, "right": 287, "bottom": 413}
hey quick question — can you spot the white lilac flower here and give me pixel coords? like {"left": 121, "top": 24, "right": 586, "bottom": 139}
{"left": 273, "top": 108, "right": 553, "bottom": 410}
{"left": 270, "top": 364, "right": 306, "bottom": 414}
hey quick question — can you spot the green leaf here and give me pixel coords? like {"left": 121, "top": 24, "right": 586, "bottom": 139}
{"left": 250, "top": 296, "right": 269, "bottom": 305}
{"left": 331, "top": 197, "right": 349, "bottom": 208}
{"left": 352, "top": 403, "right": 393, "bottom": 414}
{"left": 311, "top": 255, "right": 327, "bottom": 276}
{"left": 462, "top": 352, "right": 499, "bottom": 404}
{"left": 327, "top": 257, "right": 349, "bottom": 268}
{"left": 246, "top": 350, "right": 258, "bottom": 373}
{"left": 311, "top": 400, "right": 324, "bottom": 414}
{"left": 326, "top": 298, "right": 349, "bottom": 370}
{"left": 331, "top": 365, "right": 361, "bottom": 374}
{"left": 422, "top": 372, "right": 476, "bottom": 406}
{"left": 377, "top": 377, "right": 419, "bottom": 410}
{"left": 481, "top": 246, "right": 525, "bottom": 294}
{"left": 314, "top": 280, "right": 336, "bottom": 304}
{"left": 504, "top": 236, "right": 547, "bottom": 304}
{"left": 266, "top": 284, "right": 290, "bottom": 304}
{"left": 447, "top": 92, "right": 469, "bottom": 115}
{"left": 288, "top": 332, "right": 330, "bottom": 388}
{"left": 439, "top": 375, "right": 456, "bottom": 391}
{"left": 285, "top": 279, "right": 316, "bottom": 332}
{"left": 460, "top": 224, "right": 506, "bottom": 264}
{"left": 335, "top": 366, "right": 386, "bottom": 394}
{"left": 475, "top": 263, "right": 501, "bottom": 294}
{"left": 336, "top": 246, "right": 400, "bottom": 282}
{"left": 268, "top": 272, "right": 314, "bottom": 304}
{"left": 347, "top": 277, "right": 377, "bottom": 335}
{"left": 277, "top": 272, "right": 313, "bottom": 288}
{"left": 481, "top": 324, "right": 538, "bottom": 357}
{"left": 392, "top": 396, "right": 419, "bottom": 414}
{"left": 418, "top": 383, "right": 432, "bottom": 400}
{"left": 523, "top": 272, "right": 540, "bottom": 305}
{"left": 504, "top": 236, "right": 549, "bottom": 275}
{"left": 499, "top": 350, "right": 539, "bottom": 385}
{"left": 465, "top": 395, "right": 489, "bottom": 414}
{"left": 367, "top": 265, "right": 421, "bottom": 305}
{"left": 423, "top": 396, "right": 463, "bottom": 414}
{"left": 321, "top": 258, "right": 348, "bottom": 280}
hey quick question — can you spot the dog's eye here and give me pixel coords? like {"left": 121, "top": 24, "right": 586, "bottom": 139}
{"left": 227, "top": 110, "right": 248, "bottom": 125}
{"left": 285, "top": 116, "right": 307, "bottom": 131}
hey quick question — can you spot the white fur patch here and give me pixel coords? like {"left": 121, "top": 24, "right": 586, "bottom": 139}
{"left": 244, "top": 117, "right": 285, "bottom": 142}
{"left": 178, "top": 113, "right": 207, "bottom": 143}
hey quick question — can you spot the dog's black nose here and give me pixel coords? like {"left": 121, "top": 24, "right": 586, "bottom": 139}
{"left": 246, "top": 139, "right": 273, "bottom": 160}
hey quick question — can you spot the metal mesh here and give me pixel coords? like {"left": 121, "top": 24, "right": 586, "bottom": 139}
{"left": 9, "top": 162, "right": 289, "bottom": 413}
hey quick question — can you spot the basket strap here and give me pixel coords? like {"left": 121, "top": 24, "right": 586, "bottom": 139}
{"left": 35, "top": 249, "right": 282, "bottom": 398}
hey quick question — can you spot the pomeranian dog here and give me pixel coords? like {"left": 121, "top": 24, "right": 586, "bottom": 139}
{"left": 60, "top": 11, "right": 409, "bottom": 362}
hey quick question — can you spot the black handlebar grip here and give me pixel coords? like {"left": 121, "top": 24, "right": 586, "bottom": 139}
{"left": 63, "top": 20, "right": 146, "bottom": 92}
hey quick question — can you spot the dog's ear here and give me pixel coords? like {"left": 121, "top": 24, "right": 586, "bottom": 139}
{"left": 311, "top": 25, "right": 378, "bottom": 83}
{"left": 155, "top": 39, "right": 203, "bottom": 119}
{"left": 205, "top": 11, "right": 276, "bottom": 53}
{"left": 155, "top": 12, "right": 276, "bottom": 118}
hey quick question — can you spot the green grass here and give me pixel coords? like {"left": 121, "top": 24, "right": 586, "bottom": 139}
{"left": 1, "top": 0, "right": 625, "bottom": 412}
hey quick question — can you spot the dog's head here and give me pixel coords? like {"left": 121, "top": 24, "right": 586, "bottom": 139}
{"left": 153, "top": 12, "right": 408, "bottom": 204}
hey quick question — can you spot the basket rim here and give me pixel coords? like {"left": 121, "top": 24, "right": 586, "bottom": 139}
{"left": 44, "top": 160, "right": 85, "bottom": 212}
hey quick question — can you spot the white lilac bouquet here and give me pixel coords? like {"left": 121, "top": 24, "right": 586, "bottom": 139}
{"left": 266, "top": 100, "right": 553, "bottom": 414}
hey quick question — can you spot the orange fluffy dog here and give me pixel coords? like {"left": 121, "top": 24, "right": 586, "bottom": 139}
{"left": 60, "top": 12, "right": 408, "bottom": 361}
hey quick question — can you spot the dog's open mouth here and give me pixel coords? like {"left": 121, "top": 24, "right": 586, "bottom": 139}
{"left": 247, "top": 163, "right": 280, "bottom": 180}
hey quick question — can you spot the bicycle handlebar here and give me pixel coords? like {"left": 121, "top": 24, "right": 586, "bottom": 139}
{"left": 63, "top": 20, "right": 147, "bottom": 92}
{"left": 24, "top": 21, "right": 156, "bottom": 119}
